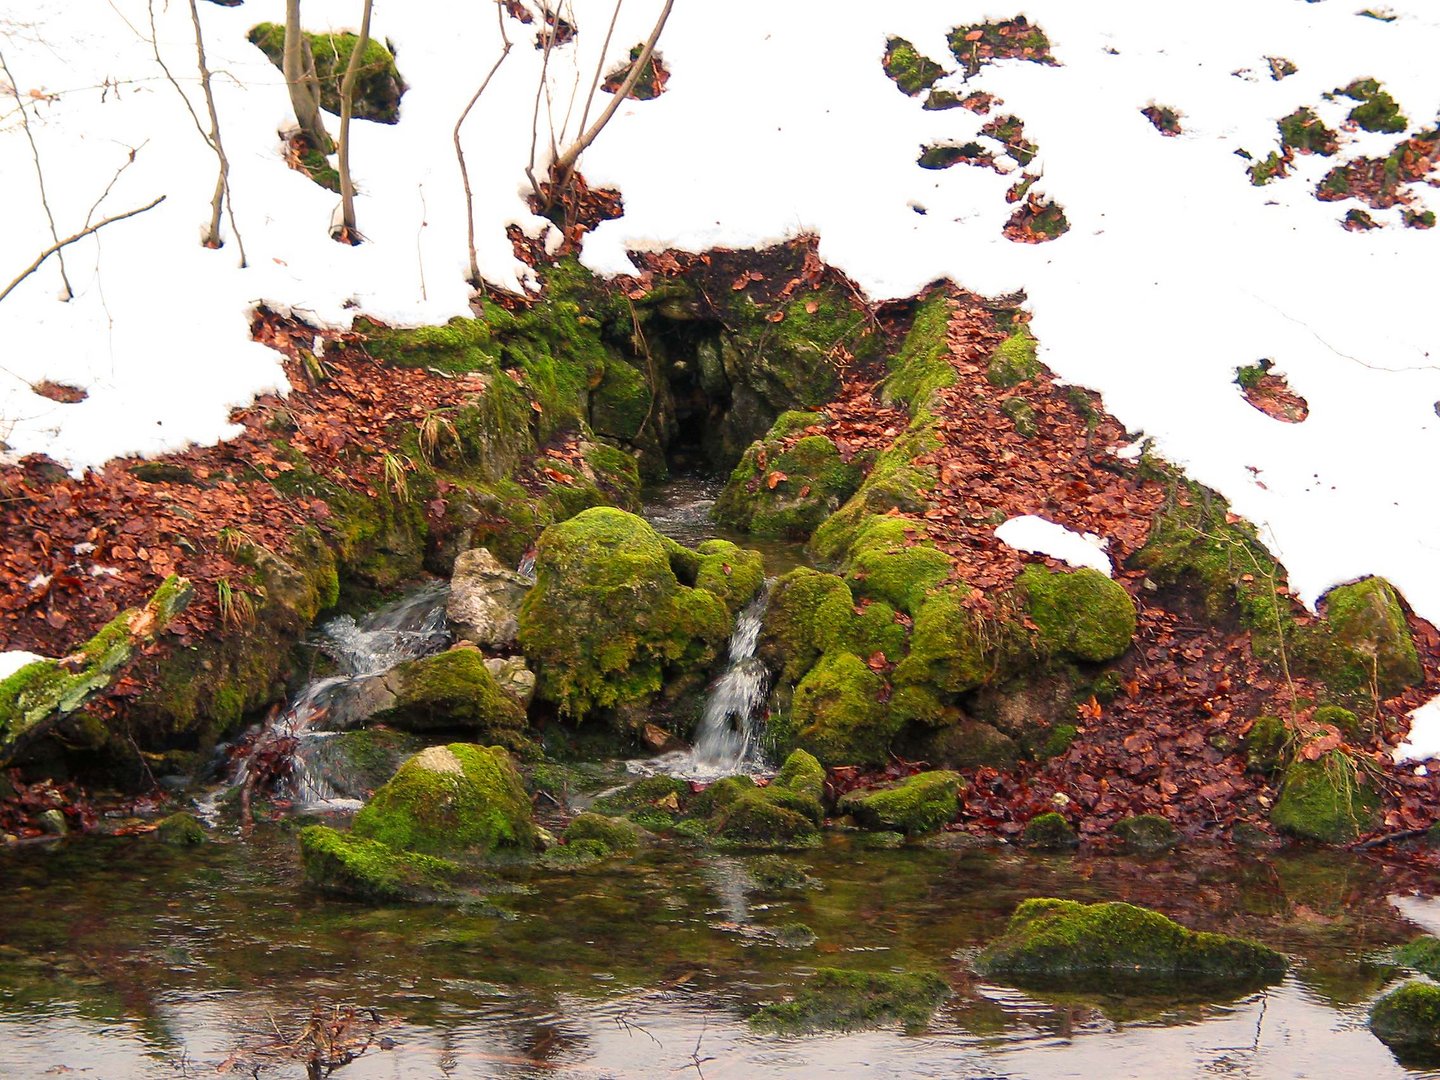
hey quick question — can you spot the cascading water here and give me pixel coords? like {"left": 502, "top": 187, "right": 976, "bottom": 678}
{"left": 632, "top": 583, "right": 773, "bottom": 781}
{"left": 214, "top": 583, "right": 451, "bottom": 814}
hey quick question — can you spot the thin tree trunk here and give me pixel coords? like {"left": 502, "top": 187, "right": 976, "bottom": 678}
{"left": 188, "top": 0, "right": 245, "bottom": 265}
{"left": 337, "top": 0, "right": 374, "bottom": 241}
{"left": 283, "top": 0, "right": 331, "bottom": 151}
{"left": 455, "top": 1, "right": 514, "bottom": 285}
{"left": 0, "top": 49, "right": 73, "bottom": 300}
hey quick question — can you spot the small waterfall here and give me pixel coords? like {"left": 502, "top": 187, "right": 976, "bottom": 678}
{"left": 213, "top": 583, "right": 451, "bottom": 814}
{"left": 631, "top": 584, "right": 773, "bottom": 781}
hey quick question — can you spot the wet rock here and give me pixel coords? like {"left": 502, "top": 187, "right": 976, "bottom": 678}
{"left": 1270, "top": 748, "right": 1380, "bottom": 844}
{"left": 299, "top": 824, "right": 464, "bottom": 902}
{"left": 1020, "top": 812, "right": 1078, "bottom": 851}
{"left": 1112, "top": 814, "right": 1179, "bottom": 854}
{"left": 1370, "top": 981, "right": 1440, "bottom": 1054}
{"left": 562, "top": 811, "right": 641, "bottom": 854}
{"left": 1393, "top": 936, "right": 1440, "bottom": 978}
{"left": 373, "top": 649, "right": 527, "bottom": 745}
{"left": 750, "top": 968, "right": 951, "bottom": 1034}
{"left": 352, "top": 743, "right": 538, "bottom": 857}
{"left": 155, "top": 811, "right": 206, "bottom": 846}
{"left": 37, "top": 808, "right": 67, "bottom": 836}
{"left": 447, "top": 548, "right": 531, "bottom": 648}
{"left": 975, "top": 898, "right": 1287, "bottom": 985}
{"left": 838, "top": 770, "right": 962, "bottom": 836}
{"left": 483, "top": 656, "right": 537, "bottom": 709}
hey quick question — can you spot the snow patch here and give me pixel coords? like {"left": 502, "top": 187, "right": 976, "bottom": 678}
{"left": 0, "top": 651, "right": 49, "bottom": 680}
{"left": 1394, "top": 694, "right": 1440, "bottom": 763}
{"left": 995, "top": 515, "right": 1113, "bottom": 575}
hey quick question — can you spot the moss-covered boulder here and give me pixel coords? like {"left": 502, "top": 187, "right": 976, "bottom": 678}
{"left": 247, "top": 23, "right": 406, "bottom": 124}
{"left": 1370, "top": 981, "right": 1440, "bottom": 1054}
{"left": 352, "top": 743, "right": 537, "bottom": 856}
{"left": 1394, "top": 937, "right": 1440, "bottom": 979}
{"left": 840, "top": 516, "right": 952, "bottom": 617}
{"left": 773, "top": 748, "right": 826, "bottom": 803}
{"left": 155, "top": 811, "right": 206, "bottom": 847}
{"left": 1019, "top": 566, "right": 1136, "bottom": 662}
{"left": 687, "top": 540, "right": 766, "bottom": 615}
{"left": 750, "top": 967, "right": 951, "bottom": 1034}
{"left": 1301, "top": 577, "right": 1422, "bottom": 699}
{"left": 715, "top": 416, "right": 863, "bottom": 538}
{"left": 709, "top": 789, "right": 822, "bottom": 849}
{"left": 892, "top": 586, "right": 992, "bottom": 694}
{"left": 372, "top": 649, "right": 527, "bottom": 744}
{"left": 517, "top": 508, "right": 737, "bottom": 719}
{"left": 299, "top": 824, "right": 463, "bottom": 901}
{"left": 1112, "top": 814, "right": 1179, "bottom": 854}
{"left": 1020, "top": 811, "right": 1078, "bottom": 850}
{"left": 1245, "top": 714, "right": 1290, "bottom": 773}
{"left": 986, "top": 329, "right": 1040, "bottom": 388}
{"left": 1270, "top": 749, "right": 1380, "bottom": 843}
{"left": 791, "top": 651, "right": 897, "bottom": 766}
{"left": 975, "top": 899, "right": 1287, "bottom": 985}
{"left": 589, "top": 774, "right": 691, "bottom": 831}
{"left": 563, "top": 811, "right": 641, "bottom": 853}
{"left": 839, "top": 771, "right": 961, "bottom": 836}
{"left": 760, "top": 568, "right": 855, "bottom": 684}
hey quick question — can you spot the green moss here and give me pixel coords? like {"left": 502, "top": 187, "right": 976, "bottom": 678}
{"left": 975, "top": 899, "right": 1287, "bottom": 984}
{"left": 582, "top": 442, "right": 642, "bottom": 509}
{"left": 1278, "top": 107, "right": 1337, "bottom": 154}
{"left": 842, "top": 516, "right": 951, "bottom": 616}
{"left": 1394, "top": 937, "right": 1440, "bottom": 979}
{"left": 839, "top": 771, "right": 961, "bottom": 836}
{"left": 1270, "top": 750, "right": 1380, "bottom": 843}
{"left": 299, "top": 824, "right": 463, "bottom": 901}
{"left": 792, "top": 651, "right": 897, "bottom": 766}
{"left": 517, "top": 508, "right": 731, "bottom": 719}
{"left": 1246, "top": 715, "right": 1290, "bottom": 773}
{"left": 589, "top": 774, "right": 690, "bottom": 818}
{"left": 1338, "top": 77, "right": 1408, "bottom": 133}
{"left": 247, "top": 23, "right": 405, "bottom": 124}
{"left": 562, "top": 812, "right": 641, "bottom": 853}
{"left": 842, "top": 600, "right": 909, "bottom": 662}
{"left": 692, "top": 540, "right": 766, "bottom": 613}
{"left": 352, "top": 743, "right": 537, "bottom": 856}
{"left": 1111, "top": 814, "right": 1179, "bottom": 854}
{"left": 892, "top": 586, "right": 993, "bottom": 694}
{"left": 1001, "top": 396, "right": 1038, "bottom": 437}
{"left": 1299, "top": 577, "right": 1421, "bottom": 700}
{"left": 715, "top": 430, "right": 863, "bottom": 538}
{"left": 751, "top": 968, "right": 951, "bottom": 1034}
{"left": 155, "top": 812, "right": 206, "bottom": 847}
{"left": 986, "top": 330, "right": 1040, "bottom": 388}
{"left": 539, "top": 838, "right": 612, "bottom": 869}
{"left": 1042, "top": 723, "right": 1078, "bottom": 758}
{"left": 1021, "top": 812, "right": 1078, "bottom": 851}
{"left": 760, "top": 568, "right": 855, "bottom": 684}
{"left": 1314, "top": 704, "right": 1364, "bottom": 740}
{"left": 1371, "top": 981, "right": 1440, "bottom": 1052}
{"left": 882, "top": 292, "right": 955, "bottom": 410}
{"left": 710, "top": 790, "right": 822, "bottom": 849}
{"left": 1019, "top": 566, "right": 1136, "bottom": 662}
{"left": 773, "top": 749, "right": 826, "bottom": 802}
{"left": 1248, "top": 150, "right": 1288, "bottom": 186}
{"left": 374, "top": 649, "right": 528, "bottom": 744}
{"left": 882, "top": 37, "right": 946, "bottom": 96}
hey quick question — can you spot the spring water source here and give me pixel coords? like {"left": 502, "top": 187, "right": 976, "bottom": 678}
{"left": 217, "top": 583, "right": 451, "bottom": 812}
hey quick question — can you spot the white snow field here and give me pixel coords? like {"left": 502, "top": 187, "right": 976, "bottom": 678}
{"left": 1, "top": 2, "right": 1438, "bottom": 745}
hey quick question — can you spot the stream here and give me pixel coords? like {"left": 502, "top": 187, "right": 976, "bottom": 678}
{"left": 4, "top": 478, "right": 1440, "bottom": 1078}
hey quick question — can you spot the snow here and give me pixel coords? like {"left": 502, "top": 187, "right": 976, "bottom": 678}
{"left": 1394, "top": 697, "right": 1440, "bottom": 764}
{"left": 0, "top": 651, "right": 47, "bottom": 680}
{"left": 995, "top": 515, "right": 1113, "bottom": 576}
{"left": 2, "top": 1, "right": 1439, "bottom": 702}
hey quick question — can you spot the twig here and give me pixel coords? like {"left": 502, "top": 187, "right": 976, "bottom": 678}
{"left": 1354, "top": 826, "right": 1429, "bottom": 850}
{"left": 454, "top": 0, "right": 514, "bottom": 285}
{"left": 186, "top": 0, "right": 246, "bottom": 263}
{"left": 337, "top": 0, "right": 376, "bottom": 240}
{"left": 524, "top": 0, "right": 560, "bottom": 206}
{"left": 0, "top": 48, "right": 73, "bottom": 299}
{"left": 0, "top": 196, "right": 166, "bottom": 304}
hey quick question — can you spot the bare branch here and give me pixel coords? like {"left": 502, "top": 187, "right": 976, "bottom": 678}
{"left": 574, "top": 0, "right": 622, "bottom": 143}
{"left": 524, "top": 3, "right": 560, "bottom": 206}
{"left": 0, "top": 48, "right": 73, "bottom": 300}
{"left": 454, "top": 1, "right": 514, "bottom": 285}
{"left": 337, "top": 0, "right": 375, "bottom": 240}
{"left": 187, "top": 0, "right": 246, "bottom": 264}
{"left": 0, "top": 196, "right": 167, "bottom": 305}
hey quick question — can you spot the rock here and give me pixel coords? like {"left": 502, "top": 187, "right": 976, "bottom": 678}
{"left": 975, "top": 898, "right": 1287, "bottom": 985}
{"left": 38, "top": 808, "right": 67, "bottom": 836}
{"left": 483, "top": 656, "right": 536, "bottom": 708}
{"left": 1306, "top": 577, "right": 1422, "bottom": 699}
{"left": 589, "top": 775, "right": 692, "bottom": 831}
{"left": 773, "top": 749, "right": 826, "bottom": 803}
{"left": 155, "top": 811, "right": 206, "bottom": 846}
{"left": 1270, "top": 749, "right": 1380, "bottom": 843}
{"left": 1370, "top": 981, "right": 1440, "bottom": 1054}
{"left": 1112, "top": 814, "right": 1179, "bottom": 854}
{"left": 792, "top": 651, "right": 897, "bottom": 766}
{"left": 1019, "top": 565, "right": 1136, "bottom": 663}
{"left": 714, "top": 415, "right": 864, "bottom": 538}
{"left": 517, "top": 507, "right": 746, "bottom": 720}
{"left": 351, "top": 743, "right": 537, "bottom": 857}
{"left": 839, "top": 771, "right": 962, "bottom": 836}
{"left": 299, "top": 824, "right": 464, "bottom": 901}
{"left": 562, "top": 812, "right": 641, "bottom": 854}
{"left": 1020, "top": 812, "right": 1078, "bottom": 851}
{"left": 750, "top": 968, "right": 951, "bottom": 1034}
{"left": 688, "top": 770, "right": 824, "bottom": 850}
{"left": 446, "top": 548, "right": 531, "bottom": 648}
{"left": 372, "top": 649, "right": 527, "bottom": 744}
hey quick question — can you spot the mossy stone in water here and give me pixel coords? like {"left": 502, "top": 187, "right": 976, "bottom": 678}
{"left": 1270, "top": 749, "right": 1380, "bottom": 844}
{"left": 1019, "top": 565, "right": 1136, "bottom": 662}
{"left": 715, "top": 423, "right": 863, "bottom": 539}
{"left": 792, "top": 651, "right": 897, "bottom": 766}
{"left": 839, "top": 771, "right": 961, "bottom": 836}
{"left": 975, "top": 898, "right": 1286, "bottom": 984}
{"left": 299, "top": 824, "right": 463, "bottom": 901}
{"left": 690, "top": 539, "right": 765, "bottom": 614}
{"left": 155, "top": 811, "right": 206, "bottom": 847}
{"left": 1020, "top": 811, "right": 1078, "bottom": 851}
{"left": 589, "top": 774, "right": 690, "bottom": 818}
{"left": 1371, "top": 981, "right": 1440, "bottom": 1053}
{"left": 1394, "top": 937, "right": 1440, "bottom": 978}
{"left": 563, "top": 811, "right": 640, "bottom": 853}
{"left": 774, "top": 749, "right": 826, "bottom": 803}
{"left": 1112, "top": 814, "right": 1179, "bottom": 854}
{"left": 517, "top": 507, "right": 734, "bottom": 719}
{"left": 374, "top": 649, "right": 527, "bottom": 743}
{"left": 750, "top": 967, "right": 951, "bottom": 1034}
{"left": 352, "top": 744, "right": 537, "bottom": 856}
{"left": 710, "top": 791, "right": 821, "bottom": 849}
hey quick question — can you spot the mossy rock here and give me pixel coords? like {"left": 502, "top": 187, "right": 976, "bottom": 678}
{"left": 710, "top": 789, "right": 822, "bottom": 849}
{"left": 539, "top": 838, "right": 612, "bottom": 870}
{"left": 517, "top": 508, "right": 732, "bottom": 720}
{"left": 760, "top": 568, "right": 855, "bottom": 684}
{"left": 1270, "top": 750, "right": 1380, "bottom": 844}
{"left": 1313, "top": 703, "right": 1365, "bottom": 740}
{"left": 841, "top": 516, "right": 952, "bottom": 617}
{"left": 838, "top": 771, "right": 961, "bottom": 836}
{"left": 774, "top": 748, "right": 826, "bottom": 802}
{"left": 589, "top": 357, "right": 653, "bottom": 442}
{"left": 155, "top": 811, "right": 206, "bottom": 847}
{"left": 892, "top": 586, "right": 993, "bottom": 694}
{"left": 373, "top": 649, "right": 527, "bottom": 744}
{"left": 883, "top": 37, "right": 947, "bottom": 96}
{"left": 1245, "top": 715, "right": 1290, "bottom": 773}
{"left": 1019, "top": 566, "right": 1136, "bottom": 663}
{"left": 1300, "top": 577, "right": 1422, "bottom": 700}
{"left": 1394, "top": 937, "right": 1440, "bottom": 979}
{"left": 563, "top": 811, "right": 641, "bottom": 854}
{"left": 690, "top": 540, "right": 766, "bottom": 615}
{"left": 750, "top": 967, "right": 951, "bottom": 1034}
{"left": 986, "top": 330, "right": 1040, "bottom": 388}
{"left": 352, "top": 744, "right": 537, "bottom": 856}
{"left": 975, "top": 898, "right": 1287, "bottom": 985}
{"left": 910, "top": 718, "right": 1019, "bottom": 770}
{"left": 247, "top": 23, "right": 405, "bottom": 124}
{"left": 1111, "top": 814, "right": 1179, "bottom": 854}
{"left": 299, "top": 824, "right": 463, "bottom": 901}
{"left": 715, "top": 424, "right": 863, "bottom": 538}
{"left": 791, "top": 651, "right": 897, "bottom": 766}
{"left": 1371, "top": 981, "right": 1440, "bottom": 1053}
{"left": 1020, "top": 811, "right": 1078, "bottom": 851}
{"left": 589, "top": 775, "right": 690, "bottom": 820}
